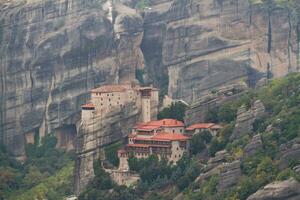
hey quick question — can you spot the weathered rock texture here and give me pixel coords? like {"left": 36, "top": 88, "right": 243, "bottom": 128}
{"left": 230, "top": 100, "right": 265, "bottom": 140}
{"left": 74, "top": 102, "right": 141, "bottom": 194}
{"left": 244, "top": 134, "right": 263, "bottom": 157}
{"left": 0, "top": 0, "right": 143, "bottom": 159}
{"left": 142, "top": 0, "right": 300, "bottom": 103}
{"left": 247, "top": 178, "right": 300, "bottom": 200}
{"left": 184, "top": 83, "right": 247, "bottom": 125}
{"left": 216, "top": 160, "right": 241, "bottom": 193}
{"left": 278, "top": 138, "right": 300, "bottom": 170}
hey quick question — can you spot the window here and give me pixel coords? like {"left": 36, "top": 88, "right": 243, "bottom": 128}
{"left": 109, "top": 98, "right": 111, "bottom": 101}
{"left": 107, "top": 94, "right": 109, "bottom": 96}
{"left": 173, "top": 130, "right": 175, "bottom": 133}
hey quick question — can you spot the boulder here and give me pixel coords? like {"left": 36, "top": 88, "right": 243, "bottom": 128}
{"left": 230, "top": 100, "right": 265, "bottom": 140}
{"left": 244, "top": 134, "right": 263, "bottom": 157}
{"left": 247, "top": 178, "right": 300, "bottom": 200}
{"left": 217, "top": 160, "right": 241, "bottom": 193}
{"left": 278, "top": 138, "right": 300, "bottom": 170}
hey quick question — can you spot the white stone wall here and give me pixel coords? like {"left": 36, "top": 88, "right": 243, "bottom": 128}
{"left": 91, "top": 91, "right": 125, "bottom": 113}
{"left": 119, "top": 156, "right": 129, "bottom": 170}
{"left": 81, "top": 110, "right": 95, "bottom": 124}
{"left": 163, "top": 127, "right": 185, "bottom": 134}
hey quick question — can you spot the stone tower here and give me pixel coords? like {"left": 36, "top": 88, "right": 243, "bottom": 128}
{"left": 139, "top": 88, "right": 152, "bottom": 123}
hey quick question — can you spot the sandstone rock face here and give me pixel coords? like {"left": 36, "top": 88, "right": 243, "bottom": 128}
{"left": 217, "top": 160, "right": 241, "bottom": 193}
{"left": 230, "top": 100, "right": 265, "bottom": 140}
{"left": 185, "top": 83, "right": 247, "bottom": 125}
{"left": 244, "top": 134, "right": 263, "bottom": 157}
{"left": 278, "top": 138, "right": 300, "bottom": 170}
{"left": 207, "top": 150, "right": 229, "bottom": 168}
{"left": 0, "top": 0, "right": 143, "bottom": 158}
{"left": 74, "top": 102, "right": 141, "bottom": 194}
{"left": 142, "top": 0, "right": 299, "bottom": 103}
{"left": 247, "top": 178, "right": 300, "bottom": 200}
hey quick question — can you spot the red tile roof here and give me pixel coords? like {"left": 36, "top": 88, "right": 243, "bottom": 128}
{"left": 135, "top": 119, "right": 185, "bottom": 130}
{"left": 134, "top": 137, "right": 170, "bottom": 142}
{"left": 186, "top": 123, "right": 215, "bottom": 131}
{"left": 128, "top": 134, "right": 136, "bottom": 138}
{"left": 81, "top": 103, "right": 95, "bottom": 109}
{"left": 152, "top": 132, "right": 190, "bottom": 141}
{"left": 127, "top": 143, "right": 170, "bottom": 148}
{"left": 138, "top": 125, "right": 162, "bottom": 131}
{"left": 211, "top": 124, "right": 223, "bottom": 129}
{"left": 91, "top": 85, "right": 126, "bottom": 93}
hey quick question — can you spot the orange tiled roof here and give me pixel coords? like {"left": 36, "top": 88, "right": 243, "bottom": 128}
{"left": 128, "top": 134, "right": 136, "bottom": 138}
{"left": 138, "top": 125, "right": 162, "bottom": 131}
{"left": 135, "top": 119, "right": 185, "bottom": 130}
{"left": 127, "top": 143, "right": 170, "bottom": 148}
{"left": 186, "top": 123, "right": 215, "bottom": 131}
{"left": 152, "top": 132, "right": 190, "bottom": 141}
{"left": 81, "top": 103, "right": 95, "bottom": 109}
{"left": 211, "top": 124, "right": 223, "bottom": 129}
{"left": 91, "top": 84, "right": 126, "bottom": 93}
{"left": 134, "top": 137, "right": 169, "bottom": 142}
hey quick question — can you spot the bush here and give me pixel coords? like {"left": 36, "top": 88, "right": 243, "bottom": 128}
{"left": 158, "top": 102, "right": 187, "bottom": 122}
{"left": 104, "top": 142, "right": 122, "bottom": 167}
{"left": 276, "top": 168, "right": 300, "bottom": 181}
{"left": 136, "top": 69, "right": 145, "bottom": 84}
{"left": 190, "top": 130, "right": 212, "bottom": 155}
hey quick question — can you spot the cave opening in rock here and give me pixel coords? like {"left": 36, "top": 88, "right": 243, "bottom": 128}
{"left": 54, "top": 124, "right": 77, "bottom": 151}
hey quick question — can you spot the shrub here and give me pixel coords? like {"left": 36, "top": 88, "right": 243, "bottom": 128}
{"left": 104, "top": 142, "right": 122, "bottom": 167}
{"left": 158, "top": 102, "right": 187, "bottom": 122}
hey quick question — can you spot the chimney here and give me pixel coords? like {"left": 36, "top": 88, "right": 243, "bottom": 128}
{"left": 163, "top": 120, "right": 166, "bottom": 125}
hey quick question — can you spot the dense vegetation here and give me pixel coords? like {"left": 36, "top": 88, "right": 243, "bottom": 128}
{"left": 104, "top": 141, "right": 122, "bottom": 167}
{"left": 0, "top": 136, "right": 75, "bottom": 200}
{"left": 183, "top": 73, "right": 300, "bottom": 199}
{"left": 80, "top": 73, "right": 300, "bottom": 200}
{"left": 2, "top": 72, "right": 300, "bottom": 200}
{"left": 158, "top": 102, "right": 187, "bottom": 122}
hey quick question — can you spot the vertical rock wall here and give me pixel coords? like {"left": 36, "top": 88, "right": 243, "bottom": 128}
{"left": 142, "top": 0, "right": 299, "bottom": 103}
{"left": 0, "top": 0, "right": 144, "bottom": 159}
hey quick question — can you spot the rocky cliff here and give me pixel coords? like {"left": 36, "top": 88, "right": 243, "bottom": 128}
{"left": 142, "top": 0, "right": 299, "bottom": 103}
{"left": 247, "top": 178, "right": 300, "bottom": 200}
{"left": 74, "top": 102, "right": 141, "bottom": 194}
{"left": 0, "top": 0, "right": 143, "bottom": 159}
{"left": 1, "top": 0, "right": 300, "bottom": 194}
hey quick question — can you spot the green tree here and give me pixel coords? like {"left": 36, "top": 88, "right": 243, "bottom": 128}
{"left": 158, "top": 102, "right": 187, "bottom": 121}
{"left": 22, "top": 166, "right": 46, "bottom": 189}
{"left": 104, "top": 142, "right": 122, "bottom": 167}
{"left": 190, "top": 131, "right": 212, "bottom": 155}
